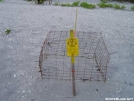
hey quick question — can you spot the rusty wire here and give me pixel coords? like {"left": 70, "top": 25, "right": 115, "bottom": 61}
{"left": 39, "top": 31, "right": 110, "bottom": 82}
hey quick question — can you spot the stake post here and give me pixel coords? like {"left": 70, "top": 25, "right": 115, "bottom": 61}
{"left": 66, "top": 30, "right": 79, "bottom": 96}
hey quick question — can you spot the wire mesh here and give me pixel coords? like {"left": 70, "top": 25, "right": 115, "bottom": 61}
{"left": 39, "top": 31, "right": 110, "bottom": 82}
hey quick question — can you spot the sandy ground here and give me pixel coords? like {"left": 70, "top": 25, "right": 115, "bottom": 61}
{"left": 0, "top": 0, "right": 134, "bottom": 101}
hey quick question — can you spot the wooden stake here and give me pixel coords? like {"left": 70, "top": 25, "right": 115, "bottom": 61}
{"left": 71, "top": 56, "right": 76, "bottom": 96}
{"left": 70, "top": 30, "right": 76, "bottom": 96}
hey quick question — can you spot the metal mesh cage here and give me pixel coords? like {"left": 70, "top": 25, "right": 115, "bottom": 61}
{"left": 39, "top": 31, "right": 110, "bottom": 82}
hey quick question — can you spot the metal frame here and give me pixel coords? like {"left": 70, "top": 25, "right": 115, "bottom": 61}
{"left": 39, "top": 31, "right": 110, "bottom": 82}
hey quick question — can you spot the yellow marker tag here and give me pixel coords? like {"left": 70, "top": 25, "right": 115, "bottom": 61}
{"left": 66, "top": 38, "right": 79, "bottom": 56}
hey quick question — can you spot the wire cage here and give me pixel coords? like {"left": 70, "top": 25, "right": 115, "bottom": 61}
{"left": 39, "top": 31, "right": 110, "bottom": 82}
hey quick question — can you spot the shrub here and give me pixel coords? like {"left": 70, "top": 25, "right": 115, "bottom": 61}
{"left": 71, "top": 1, "right": 80, "bottom": 7}
{"left": 120, "top": 5, "right": 126, "bottom": 9}
{"left": 38, "top": 1, "right": 44, "bottom": 4}
{"left": 131, "top": 6, "right": 134, "bottom": 10}
{"left": 61, "top": 3, "right": 71, "bottom": 7}
{"left": 92, "top": 4, "right": 96, "bottom": 9}
{"left": 113, "top": 4, "right": 121, "bottom": 9}
{"left": 86, "top": 4, "right": 96, "bottom": 9}
{"left": 130, "top": 0, "right": 134, "bottom": 3}
{"left": 80, "top": 2, "right": 96, "bottom": 9}
{"left": 98, "top": 3, "right": 114, "bottom": 8}
{"left": 80, "top": 2, "right": 89, "bottom": 7}
{"left": 106, "top": 3, "right": 113, "bottom": 7}
{"left": 97, "top": 2, "right": 107, "bottom": 8}
{"left": 111, "top": 0, "right": 134, "bottom": 3}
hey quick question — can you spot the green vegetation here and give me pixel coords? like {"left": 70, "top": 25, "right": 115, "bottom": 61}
{"left": 71, "top": 1, "right": 80, "bottom": 7}
{"left": 80, "top": 2, "right": 88, "bottom": 7}
{"left": 113, "top": 4, "right": 121, "bottom": 9}
{"left": 80, "top": 2, "right": 96, "bottom": 9}
{"left": 97, "top": 3, "right": 126, "bottom": 10}
{"left": 61, "top": 1, "right": 96, "bottom": 9}
{"left": 38, "top": 0, "right": 45, "bottom": 4}
{"left": 54, "top": 1, "right": 60, "bottom": 6}
{"left": 54, "top": 1, "right": 131, "bottom": 11}
{"left": 25, "top": 0, "right": 32, "bottom": 2}
{"left": 113, "top": 4, "right": 126, "bottom": 10}
{"left": 120, "top": 5, "right": 126, "bottom": 9}
{"left": 25, "top": 0, "right": 45, "bottom": 4}
{"left": 5, "top": 29, "right": 11, "bottom": 35}
{"left": 97, "top": 2, "right": 113, "bottom": 8}
{"left": 119, "top": 0, "right": 134, "bottom": 3}
{"left": 61, "top": 1, "right": 81, "bottom": 7}
{"left": 61, "top": 3, "right": 71, "bottom": 7}
{"left": 85, "top": 4, "right": 96, "bottom": 9}
{"left": 106, "top": 3, "right": 113, "bottom": 7}
{"left": 131, "top": 6, "right": 134, "bottom": 10}
{"left": 0, "top": 0, "right": 6, "bottom": 1}
{"left": 97, "top": 2, "right": 107, "bottom": 8}
{"left": 130, "top": 0, "right": 134, "bottom": 3}
{"left": 102, "top": 0, "right": 134, "bottom": 3}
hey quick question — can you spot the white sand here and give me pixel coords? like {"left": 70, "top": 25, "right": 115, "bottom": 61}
{"left": 0, "top": 0, "right": 134, "bottom": 101}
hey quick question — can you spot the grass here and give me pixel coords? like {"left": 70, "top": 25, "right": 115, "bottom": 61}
{"left": 120, "top": 5, "right": 126, "bottom": 10}
{"left": 54, "top": 1, "right": 131, "bottom": 11}
{"left": 106, "top": 4, "right": 113, "bottom": 8}
{"left": 113, "top": 4, "right": 126, "bottom": 10}
{"left": 5, "top": 29, "right": 11, "bottom": 35}
{"left": 61, "top": 1, "right": 81, "bottom": 7}
{"left": 114, "top": 0, "right": 134, "bottom": 3}
{"left": 97, "top": 2, "right": 108, "bottom": 8}
{"left": 113, "top": 4, "right": 121, "bottom": 9}
{"left": 80, "top": 2, "right": 88, "bottom": 7}
{"left": 97, "top": 3, "right": 126, "bottom": 10}
{"left": 61, "top": 1, "right": 96, "bottom": 9}
{"left": 97, "top": 2, "right": 114, "bottom": 8}
{"left": 131, "top": 6, "right": 134, "bottom": 10}
{"left": 61, "top": 3, "right": 71, "bottom": 7}
{"left": 80, "top": 2, "right": 96, "bottom": 9}
{"left": 71, "top": 1, "right": 80, "bottom": 7}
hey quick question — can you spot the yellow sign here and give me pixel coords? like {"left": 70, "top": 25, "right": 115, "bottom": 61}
{"left": 66, "top": 30, "right": 79, "bottom": 56}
